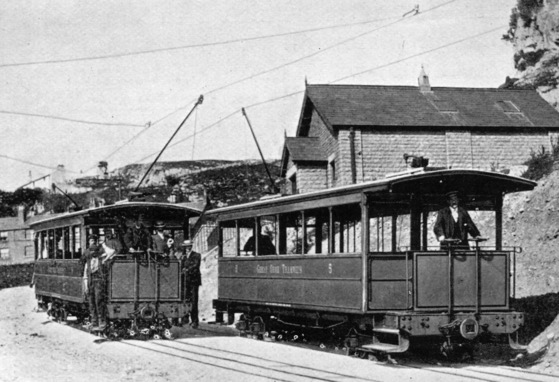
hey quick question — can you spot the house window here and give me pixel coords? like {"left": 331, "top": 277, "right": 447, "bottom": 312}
{"left": 0, "top": 248, "right": 9, "bottom": 259}
{"left": 330, "top": 160, "right": 336, "bottom": 187}
{"left": 0, "top": 231, "right": 7, "bottom": 241}
{"left": 290, "top": 174, "right": 297, "bottom": 195}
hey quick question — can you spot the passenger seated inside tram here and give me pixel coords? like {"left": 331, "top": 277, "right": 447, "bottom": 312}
{"left": 433, "top": 191, "right": 482, "bottom": 249}
{"left": 243, "top": 229, "right": 277, "bottom": 256}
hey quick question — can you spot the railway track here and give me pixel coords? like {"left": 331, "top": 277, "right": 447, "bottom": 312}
{"left": 66, "top": 318, "right": 557, "bottom": 382}
{"left": 112, "top": 333, "right": 559, "bottom": 382}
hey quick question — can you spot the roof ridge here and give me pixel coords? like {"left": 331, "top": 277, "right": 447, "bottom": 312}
{"left": 307, "top": 84, "right": 535, "bottom": 92}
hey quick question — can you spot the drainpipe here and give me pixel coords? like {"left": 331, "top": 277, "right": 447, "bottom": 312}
{"left": 349, "top": 127, "right": 356, "bottom": 184}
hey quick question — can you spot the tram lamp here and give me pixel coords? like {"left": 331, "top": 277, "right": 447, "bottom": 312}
{"left": 404, "top": 154, "right": 429, "bottom": 168}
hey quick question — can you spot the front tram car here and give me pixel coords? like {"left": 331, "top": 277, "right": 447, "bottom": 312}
{"left": 210, "top": 169, "right": 535, "bottom": 356}
{"left": 30, "top": 201, "right": 202, "bottom": 339}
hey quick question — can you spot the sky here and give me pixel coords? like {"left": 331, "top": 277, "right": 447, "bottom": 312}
{"left": 0, "top": 0, "right": 519, "bottom": 191}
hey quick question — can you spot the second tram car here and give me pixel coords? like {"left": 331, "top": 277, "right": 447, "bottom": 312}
{"left": 30, "top": 201, "right": 202, "bottom": 339}
{"left": 209, "top": 168, "right": 535, "bottom": 355}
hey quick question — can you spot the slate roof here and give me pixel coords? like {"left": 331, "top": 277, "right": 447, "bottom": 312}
{"left": 284, "top": 137, "right": 327, "bottom": 162}
{"left": 304, "top": 84, "right": 559, "bottom": 128}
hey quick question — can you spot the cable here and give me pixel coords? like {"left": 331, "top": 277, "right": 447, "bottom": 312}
{"left": 83, "top": 122, "right": 155, "bottom": 173}
{"left": 0, "top": 16, "right": 399, "bottom": 69}
{"left": 0, "top": 110, "right": 145, "bottom": 127}
{"left": 133, "top": 23, "right": 515, "bottom": 165}
{"left": 331, "top": 25, "right": 507, "bottom": 83}
{"left": 132, "top": 109, "right": 240, "bottom": 164}
{"left": 92, "top": 0, "right": 460, "bottom": 168}
{"left": 0, "top": 154, "right": 79, "bottom": 173}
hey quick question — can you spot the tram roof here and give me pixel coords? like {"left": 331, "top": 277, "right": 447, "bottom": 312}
{"left": 206, "top": 169, "right": 536, "bottom": 220}
{"left": 29, "top": 201, "right": 204, "bottom": 229}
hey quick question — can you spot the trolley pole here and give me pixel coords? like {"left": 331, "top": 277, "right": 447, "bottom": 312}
{"left": 241, "top": 107, "right": 278, "bottom": 194}
{"left": 135, "top": 95, "right": 204, "bottom": 192}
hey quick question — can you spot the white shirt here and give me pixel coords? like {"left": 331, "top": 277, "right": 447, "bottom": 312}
{"left": 450, "top": 206, "right": 459, "bottom": 222}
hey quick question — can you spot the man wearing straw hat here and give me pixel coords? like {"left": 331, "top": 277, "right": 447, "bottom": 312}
{"left": 181, "top": 239, "right": 201, "bottom": 328}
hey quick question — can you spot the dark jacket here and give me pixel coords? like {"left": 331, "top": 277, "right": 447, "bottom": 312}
{"left": 182, "top": 250, "right": 201, "bottom": 286}
{"left": 151, "top": 233, "right": 167, "bottom": 253}
{"left": 243, "top": 234, "right": 277, "bottom": 255}
{"left": 123, "top": 224, "right": 152, "bottom": 251}
{"left": 434, "top": 206, "right": 481, "bottom": 248}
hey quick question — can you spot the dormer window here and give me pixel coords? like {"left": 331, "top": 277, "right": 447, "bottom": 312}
{"left": 497, "top": 100, "right": 520, "bottom": 113}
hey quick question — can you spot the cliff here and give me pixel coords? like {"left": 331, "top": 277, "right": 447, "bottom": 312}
{"left": 504, "top": 0, "right": 559, "bottom": 111}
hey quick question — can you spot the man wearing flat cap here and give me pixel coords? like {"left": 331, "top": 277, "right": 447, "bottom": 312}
{"left": 81, "top": 234, "right": 107, "bottom": 331}
{"left": 434, "top": 191, "right": 481, "bottom": 249}
{"left": 181, "top": 239, "right": 201, "bottom": 328}
{"left": 151, "top": 221, "right": 169, "bottom": 255}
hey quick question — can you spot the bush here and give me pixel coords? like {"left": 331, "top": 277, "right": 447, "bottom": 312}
{"left": 522, "top": 141, "right": 559, "bottom": 180}
{"left": 503, "top": 0, "right": 544, "bottom": 41}
{"left": 514, "top": 49, "right": 548, "bottom": 71}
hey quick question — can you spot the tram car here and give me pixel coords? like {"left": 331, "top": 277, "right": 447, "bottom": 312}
{"left": 29, "top": 201, "right": 203, "bottom": 339}
{"left": 209, "top": 168, "right": 535, "bottom": 355}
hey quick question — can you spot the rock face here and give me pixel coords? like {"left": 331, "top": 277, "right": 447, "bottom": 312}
{"left": 506, "top": 0, "right": 559, "bottom": 110}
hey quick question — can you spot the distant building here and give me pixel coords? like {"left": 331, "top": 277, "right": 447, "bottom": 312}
{"left": 0, "top": 207, "right": 35, "bottom": 265}
{"left": 280, "top": 69, "right": 559, "bottom": 194}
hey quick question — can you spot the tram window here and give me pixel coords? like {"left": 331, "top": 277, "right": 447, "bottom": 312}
{"left": 54, "top": 228, "right": 64, "bottom": 259}
{"left": 303, "top": 209, "right": 328, "bottom": 255}
{"left": 369, "top": 214, "right": 410, "bottom": 253}
{"left": 220, "top": 222, "right": 239, "bottom": 257}
{"left": 239, "top": 218, "right": 257, "bottom": 256}
{"left": 47, "top": 230, "right": 55, "bottom": 259}
{"left": 256, "top": 216, "right": 277, "bottom": 256}
{"left": 62, "top": 227, "right": 70, "bottom": 259}
{"left": 73, "top": 226, "right": 82, "bottom": 258}
{"left": 285, "top": 212, "right": 302, "bottom": 254}
{"left": 332, "top": 204, "right": 361, "bottom": 254}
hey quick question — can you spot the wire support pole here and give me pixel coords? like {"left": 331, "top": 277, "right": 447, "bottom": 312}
{"left": 135, "top": 95, "right": 204, "bottom": 192}
{"left": 241, "top": 107, "right": 277, "bottom": 193}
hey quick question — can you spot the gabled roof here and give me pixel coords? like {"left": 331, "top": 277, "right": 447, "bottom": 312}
{"left": 280, "top": 137, "right": 327, "bottom": 178}
{"left": 285, "top": 137, "right": 327, "bottom": 162}
{"left": 300, "top": 84, "right": 559, "bottom": 129}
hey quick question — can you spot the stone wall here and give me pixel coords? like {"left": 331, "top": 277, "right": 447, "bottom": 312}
{"left": 297, "top": 165, "right": 327, "bottom": 194}
{"left": 0, "top": 263, "right": 34, "bottom": 290}
{"left": 287, "top": 110, "right": 556, "bottom": 192}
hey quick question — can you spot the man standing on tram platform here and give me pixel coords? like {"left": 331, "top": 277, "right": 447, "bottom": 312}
{"left": 181, "top": 240, "right": 201, "bottom": 328}
{"left": 82, "top": 234, "right": 107, "bottom": 331}
{"left": 124, "top": 215, "right": 152, "bottom": 253}
{"left": 434, "top": 191, "right": 481, "bottom": 249}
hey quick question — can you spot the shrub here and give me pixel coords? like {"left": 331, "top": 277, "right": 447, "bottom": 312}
{"left": 517, "top": 0, "right": 544, "bottom": 25}
{"left": 514, "top": 49, "right": 548, "bottom": 71}
{"left": 522, "top": 140, "right": 559, "bottom": 180}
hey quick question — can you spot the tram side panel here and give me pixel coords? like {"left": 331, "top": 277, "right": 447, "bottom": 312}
{"left": 34, "top": 259, "right": 84, "bottom": 303}
{"left": 414, "top": 251, "right": 508, "bottom": 311}
{"left": 108, "top": 259, "right": 188, "bottom": 320}
{"left": 368, "top": 254, "right": 412, "bottom": 310}
{"left": 217, "top": 255, "right": 363, "bottom": 312}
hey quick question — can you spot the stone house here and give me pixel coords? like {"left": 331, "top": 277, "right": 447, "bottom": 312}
{"left": 0, "top": 206, "right": 35, "bottom": 265}
{"left": 280, "top": 71, "right": 559, "bottom": 194}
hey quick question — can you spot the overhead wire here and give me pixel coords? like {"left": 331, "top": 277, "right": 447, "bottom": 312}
{"left": 0, "top": 16, "right": 399, "bottom": 69}
{"left": 0, "top": 110, "right": 145, "bottom": 127}
{"left": 132, "top": 23, "right": 511, "bottom": 165}
{"left": 0, "top": 154, "right": 79, "bottom": 173}
{"left": 95, "top": 0, "right": 461, "bottom": 169}
{"left": 0, "top": 15, "right": 401, "bottom": 132}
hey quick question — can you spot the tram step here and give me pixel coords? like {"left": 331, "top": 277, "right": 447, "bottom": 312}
{"left": 360, "top": 343, "right": 406, "bottom": 353}
{"left": 372, "top": 327, "right": 400, "bottom": 335}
